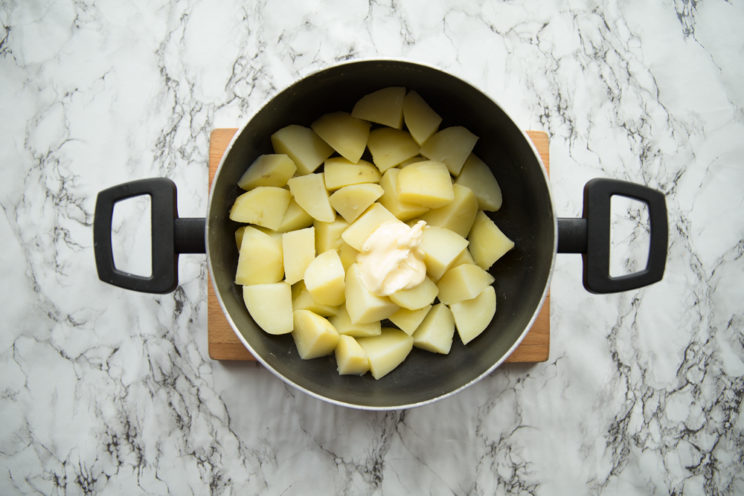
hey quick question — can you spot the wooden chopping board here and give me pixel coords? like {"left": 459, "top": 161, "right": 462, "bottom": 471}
{"left": 207, "top": 129, "right": 550, "bottom": 363}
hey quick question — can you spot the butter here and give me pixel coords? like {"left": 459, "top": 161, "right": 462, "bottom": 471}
{"left": 357, "top": 220, "right": 427, "bottom": 296}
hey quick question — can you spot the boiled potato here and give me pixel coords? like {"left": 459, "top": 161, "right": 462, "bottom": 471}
{"left": 338, "top": 242, "right": 359, "bottom": 272}
{"left": 357, "top": 327, "right": 414, "bottom": 379}
{"left": 378, "top": 168, "right": 429, "bottom": 221}
{"left": 271, "top": 124, "right": 333, "bottom": 175}
{"left": 419, "top": 226, "right": 469, "bottom": 281}
{"left": 329, "top": 183, "right": 384, "bottom": 223}
{"left": 412, "top": 303, "right": 455, "bottom": 354}
{"left": 323, "top": 158, "right": 380, "bottom": 191}
{"left": 450, "top": 247, "right": 475, "bottom": 267}
{"left": 304, "top": 250, "right": 346, "bottom": 306}
{"left": 351, "top": 87, "right": 406, "bottom": 129}
{"left": 420, "top": 183, "right": 479, "bottom": 237}
{"left": 398, "top": 155, "right": 428, "bottom": 167}
{"left": 388, "top": 276, "right": 438, "bottom": 310}
{"left": 242, "top": 283, "right": 293, "bottom": 335}
{"left": 367, "top": 128, "right": 420, "bottom": 172}
{"left": 450, "top": 285, "right": 496, "bottom": 344}
{"left": 292, "top": 309, "right": 340, "bottom": 359}
{"left": 397, "top": 160, "right": 454, "bottom": 209}
{"left": 235, "top": 226, "right": 283, "bottom": 285}
{"left": 335, "top": 335, "right": 370, "bottom": 375}
{"left": 315, "top": 217, "right": 348, "bottom": 253}
{"left": 291, "top": 281, "right": 339, "bottom": 317}
{"left": 341, "top": 203, "right": 400, "bottom": 251}
{"left": 311, "top": 112, "right": 370, "bottom": 163}
{"left": 329, "top": 306, "right": 381, "bottom": 337}
{"left": 420, "top": 126, "right": 478, "bottom": 176}
{"left": 468, "top": 211, "right": 515, "bottom": 269}
{"left": 287, "top": 173, "right": 335, "bottom": 223}
{"left": 403, "top": 90, "right": 442, "bottom": 145}
{"left": 345, "top": 264, "right": 398, "bottom": 324}
{"left": 389, "top": 305, "right": 432, "bottom": 335}
{"left": 229, "top": 186, "right": 290, "bottom": 230}
{"left": 436, "top": 263, "right": 495, "bottom": 305}
{"left": 235, "top": 226, "right": 246, "bottom": 249}
{"left": 455, "top": 154, "right": 503, "bottom": 211}
{"left": 282, "top": 227, "right": 315, "bottom": 285}
{"left": 237, "top": 154, "right": 296, "bottom": 190}
{"left": 275, "top": 199, "right": 314, "bottom": 233}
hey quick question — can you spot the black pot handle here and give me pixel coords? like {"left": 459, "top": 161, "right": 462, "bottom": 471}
{"left": 93, "top": 178, "right": 206, "bottom": 293}
{"left": 557, "top": 178, "right": 668, "bottom": 293}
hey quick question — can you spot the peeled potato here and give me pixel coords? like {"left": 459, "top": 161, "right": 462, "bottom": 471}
{"left": 419, "top": 226, "right": 469, "bottom": 281}
{"left": 282, "top": 227, "right": 315, "bottom": 285}
{"left": 367, "top": 128, "right": 420, "bottom": 172}
{"left": 397, "top": 160, "right": 454, "bottom": 209}
{"left": 311, "top": 112, "right": 370, "bottom": 163}
{"left": 234, "top": 226, "right": 246, "bottom": 249}
{"left": 304, "top": 250, "right": 346, "bottom": 306}
{"left": 455, "top": 154, "right": 503, "bottom": 211}
{"left": 292, "top": 281, "right": 339, "bottom": 317}
{"left": 420, "top": 126, "right": 478, "bottom": 176}
{"left": 242, "top": 283, "right": 293, "bottom": 335}
{"left": 292, "top": 309, "right": 340, "bottom": 359}
{"left": 341, "top": 203, "right": 400, "bottom": 251}
{"left": 315, "top": 218, "right": 349, "bottom": 253}
{"left": 403, "top": 90, "right": 442, "bottom": 145}
{"left": 335, "top": 335, "right": 370, "bottom": 375}
{"left": 420, "top": 183, "right": 479, "bottom": 237}
{"left": 323, "top": 158, "right": 380, "bottom": 191}
{"left": 357, "top": 327, "right": 413, "bottom": 379}
{"left": 351, "top": 87, "right": 406, "bottom": 129}
{"left": 378, "top": 168, "right": 429, "bottom": 221}
{"left": 345, "top": 264, "right": 398, "bottom": 324}
{"left": 229, "top": 186, "right": 291, "bottom": 230}
{"left": 329, "top": 183, "right": 384, "bottom": 223}
{"left": 388, "top": 276, "right": 438, "bottom": 310}
{"left": 235, "top": 226, "right": 283, "bottom": 285}
{"left": 412, "top": 303, "right": 454, "bottom": 354}
{"left": 436, "top": 263, "right": 495, "bottom": 305}
{"left": 389, "top": 305, "right": 432, "bottom": 335}
{"left": 271, "top": 124, "right": 333, "bottom": 175}
{"left": 337, "top": 242, "right": 359, "bottom": 272}
{"left": 468, "top": 211, "right": 515, "bottom": 269}
{"left": 287, "top": 173, "right": 335, "bottom": 223}
{"left": 237, "top": 154, "right": 296, "bottom": 190}
{"left": 330, "top": 306, "right": 381, "bottom": 337}
{"left": 450, "top": 285, "right": 496, "bottom": 345}
{"left": 275, "top": 199, "right": 314, "bottom": 233}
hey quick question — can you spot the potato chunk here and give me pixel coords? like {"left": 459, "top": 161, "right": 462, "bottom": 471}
{"left": 345, "top": 264, "right": 398, "bottom": 324}
{"left": 287, "top": 173, "right": 335, "bottom": 223}
{"left": 282, "top": 227, "right": 315, "bottom": 285}
{"left": 311, "top": 112, "right": 370, "bottom": 163}
{"left": 291, "top": 281, "right": 339, "bottom": 317}
{"left": 330, "top": 306, "right": 381, "bottom": 337}
{"left": 436, "top": 263, "right": 495, "bottom": 304}
{"left": 367, "top": 128, "right": 420, "bottom": 173}
{"left": 420, "top": 183, "right": 479, "bottom": 237}
{"left": 271, "top": 124, "right": 333, "bottom": 175}
{"left": 412, "top": 303, "right": 455, "bottom": 354}
{"left": 315, "top": 218, "right": 349, "bottom": 253}
{"left": 389, "top": 305, "right": 432, "bottom": 335}
{"left": 450, "top": 285, "right": 496, "bottom": 344}
{"left": 237, "top": 154, "right": 296, "bottom": 190}
{"left": 292, "top": 309, "right": 340, "bottom": 359}
{"left": 351, "top": 87, "right": 406, "bottom": 129}
{"left": 341, "top": 203, "right": 400, "bottom": 251}
{"left": 357, "top": 327, "right": 414, "bottom": 379}
{"left": 419, "top": 226, "right": 469, "bottom": 281}
{"left": 329, "top": 183, "right": 384, "bottom": 223}
{"left": 468, "top": 211, "right": 515, "bottom": 269}
{"left": 275, "top": 199, "right": 314, "bottom": 233}
{"left": 420, "top": 126, "right": 478, "bottom": 176}
{"left": 397, "top": 160, "right": 454, "bottom": 209}
{"left": 378, "top": 168, "right": 429, "bottom": 221}
{"left": 388, "top": 276, "right": 438, "bottom": 310}
{"left": 235, "top": 226, "right": 283, "bottom": 285}
{"left": 229, "top": 186, "right": 290, "bottom": 230}
{"left": 242, "top": 283, "right": 293, "bottom": 335}
{"left": 323, "top": 158, "right": 380, "bottom": 191}
{"left": 403, "top": 90, "right": 442, "bottom": 145}
{"left": 304, "top": 250, "right": 346, "bottom": 306}
{"left": 335, "top": 335, "right": 370, "bottom": 375}
{"left": 455, "top": 154, "right": 503, "bottom": 211}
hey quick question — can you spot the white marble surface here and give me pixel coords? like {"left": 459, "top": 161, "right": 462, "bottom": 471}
{"left": 1, "top": 0, "right": 743, "bottom": 494}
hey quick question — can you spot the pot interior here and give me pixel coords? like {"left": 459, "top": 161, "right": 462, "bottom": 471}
{"left": 207, "top": 60, "right": 555, "bottom": 409}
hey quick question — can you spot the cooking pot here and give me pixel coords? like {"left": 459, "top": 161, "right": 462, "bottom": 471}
{"left": 93, "top": 60, "right": 667, "bottom": 410}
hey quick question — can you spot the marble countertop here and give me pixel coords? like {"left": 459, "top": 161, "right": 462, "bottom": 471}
{"left": 2, "top": 1, "right": 743, "bottom": 494}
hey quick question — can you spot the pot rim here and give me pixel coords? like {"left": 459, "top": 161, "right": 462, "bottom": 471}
{"left": 206, "top": 57, "right": 557, "bottom": 410}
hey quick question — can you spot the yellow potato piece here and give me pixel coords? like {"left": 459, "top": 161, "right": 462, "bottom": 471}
{"left": 357, "top": 327, "right": 414, "bottom": 379}
{"left": 344, "top": 264, "right": 398, "bottom": 324}
{"left": 367, "top": 128, "right": 420, "bottom": 173}
{"left": 450, "top": 247, "right": 475, "bottom": 267}
{"left": 271, "top": 124, "right": 333, "bottom": 175}
{"left": 235, "top": 227, "right": 283, "bottom": 285}
{"left": 323, "top": 158, "right": 380, "bottom": 191}
{"left": 420, "top": 183, "right": 479, "bottom": 237}
{"left": 389, "top": 305, "right": 432, "bottom": 336}
{"left": 311, "top": 112, "right": 370, "bottom": 163}
{"left": 436, "top": 263, "right": 495, "bottom": 305}
{"left": 419, "top": 226, "right": 469, "bottom": 281}
{"left": 242, "top": 283, "right": 293, "bottom": 335}
{"left": 388, "top": 276, "right": 438, "bottom": 310}
{"left": 228, "top": 186, "right": 290, "bottom": 230}
{"left": 468, "top": 211, "right": 515, "bottom": 269}
{"left": 397, "top": 160, "right": 454, "bottom": 209}
{"left": 329, "top": 183, "right": 384, "bottom": 223}
{"left": 282, "top": 227, "right": 315, "bottom": 285}
{"left": 275, "top": 199, "right": 314, "bottom": 233}
{"left": 237, "top": 154, "right": 297, "bottom": 190}
{"left": 291, "top": 281, "right": 339, "bottom": 317}
{"left": 287, "top": 173, "right": 335, "bottom": 223}
{"left": 378, "top": 168, "right": 429, "bottom": 221}
{"left": 450, "top": 285, "right": 496, "bottom": 345}
{"left": 292, "top": 309, "right": 340, "bottom": 359}
{"left": 335, "top": 335, "right": 370, "bottom": 375}
{"left": 330, "top": 306, "right": 381, "bottom": 337}
{"left": 234, "top": 226, "right": 246, "bottom": 249}
{"left": 304, "top": 250, "right": 346, "bottom": 306}
{"left": 412, "top": 303, "right": 455, "bottom": 354}
{"left": 338, "top": 242, "right": 359, "bottom": 272}
{"left": 315, "top": 217, "right": 349, "bottom": 253}
{"left": 351, "top": 87, "right": 406, "bottom": 129}
{"left": 455, "top": 154, "right": 503, "bottom": 211}
{"left": 420, "top": 126, "right": 478, "bottom": 176}
{"left": 403, "top": 90, "right": 442, "bottom": 145}
{"left": 341, "top": 203, "right": 400, "bottom": 251}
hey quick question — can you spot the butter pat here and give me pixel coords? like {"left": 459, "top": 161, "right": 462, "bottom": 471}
{"left": 357, "top": 220, "right": 427, "bottom": 296}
